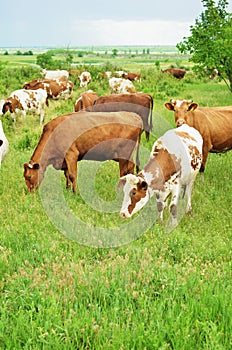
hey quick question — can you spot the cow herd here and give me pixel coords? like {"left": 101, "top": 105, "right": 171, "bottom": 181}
{"left": 0, "top": 67, "right": 232, "bottom": 227}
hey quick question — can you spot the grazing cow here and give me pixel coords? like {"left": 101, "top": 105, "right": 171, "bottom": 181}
{"left": 119, "top": 124, "right": 203, "bottom": 226}
{"left": 23, "top": 111, "right": 143, "bottom": 193}
{"left": 165, "top": 99, "right": 232, "bottom": 173}
{"left": 91, "top": 93, "right": 153, "bottom": 141}
{"left": 108, "top": 78, "right": 136, "bottom": 94}
{"left": 1, "top": 88, "right": 48, "bottom": 124}
{"left": 41, "top": 69, "right": 69, "bottom": 80}
{"left": 74, "top": 90, "right": 99, "bottom": 112}
{"left": 113, "top": 71, "right": 126, "bottom": 78}
{"left": 122, "top": 72, "right": 141, "bottom": 82}
{"left": 23, "top": 78, "right": 73, "bottom": 100}
{"left": 79, "top": 71, "right": 91, "bottom": 88}
{"left": 162, "top": 68, "right": 186, "bottom": 79}
{"left": 0, "top": 120, "right": 9, "bottom": 166}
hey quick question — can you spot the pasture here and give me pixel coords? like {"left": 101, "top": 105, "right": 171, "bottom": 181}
{"left": 0, "top": 51, "right": 231, "bottom": 349}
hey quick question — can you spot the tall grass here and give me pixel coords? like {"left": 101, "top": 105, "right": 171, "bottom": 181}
{"left": 0, "top": 61, "right": 231, "bottom": 349}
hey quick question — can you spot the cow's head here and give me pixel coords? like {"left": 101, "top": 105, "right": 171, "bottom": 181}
{"left": 118, "top": 173, "right": 149, "bottom": 218}
{"left": 23, "top": 161, "right": 43, "bottom": 192}
{"left": 165, "top": 99, "right": 198, "bottom": 127}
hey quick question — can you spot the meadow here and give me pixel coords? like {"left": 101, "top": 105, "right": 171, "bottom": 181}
{"left": 0, "top": 49, "right": 231, "bottom": 349}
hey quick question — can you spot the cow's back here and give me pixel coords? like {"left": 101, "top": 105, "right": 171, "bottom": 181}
{"left": 39, "top": 111, "right": 143, "bottom": 161}
{"left": 186, "top": 107, "right": 232, "bottom": 151}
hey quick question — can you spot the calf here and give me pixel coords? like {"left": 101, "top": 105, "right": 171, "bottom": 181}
{"left": 24, "top": 111, "right": 143, "bottom": 193}
{"left": 119, "top": 124, "right": 203, "bottom": 227}
{"left": 74, "top": 90, "right": 99, "bottom": 112}
{"left": 1, "top": 88, "right": 48, "bottom": 124}
{"left": 165, "top": 99, "right": 232, "bottom": 172}
{"left": 0, "top": 120, "right": 9, "bottom": 166}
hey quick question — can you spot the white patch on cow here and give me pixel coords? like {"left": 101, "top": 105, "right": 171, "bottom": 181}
{"left": 0, "top": 121, "right": 9, "bottom": 166}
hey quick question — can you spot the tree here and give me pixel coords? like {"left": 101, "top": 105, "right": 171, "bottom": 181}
{"left": 177, "top": 0, "right": 232, "bottom": 92}
{"left": 36, "top": 52, "right": 54, "bottom": 68}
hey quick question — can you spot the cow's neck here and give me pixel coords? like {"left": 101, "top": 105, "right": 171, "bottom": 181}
{"left": 30, "top": 131, "right": 51, "bottom": 173}
{"left": 141, "top": 150, "right": 181, "bottom": 193}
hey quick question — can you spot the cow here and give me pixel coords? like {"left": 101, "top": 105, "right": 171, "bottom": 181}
{"left": 79, "top": 71, "right": 91, "bottom": 88}
{"left": 41, "top": 69, "right": 69, "bottom": 80}
{"left": 162, "top": 68, "right": 186, "bottom": 79}
{"left": 0, "top": 120, "right": 9, "bottom": 166}
{"left": 165, "top": 99, "right": 232, "bottom": 173}
{"left": 90, "top": 93, "right": 153, "bottom": 141}
{"left": 119, "top": 124, "right": 203, "bottom": 227}
{"left": 74, "top": 90, "right": 99, "bottom": 112}
{"left": 108, "top": 78, "right": 136, "bottom": 94}
{"left": 23, "top": 78, "right": 73, "bottom": 100}
{"left": 23, "top": 111, "right": 143, "bottom": 193}
{"left": 122, "top": 72, "right": 141, "bottom": 82}
{"left": 1, "top": 88, "right": 48, "bottom": 124}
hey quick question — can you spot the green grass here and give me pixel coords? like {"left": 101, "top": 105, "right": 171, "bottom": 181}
{"left": 0, "top": 56, "right": 231, "bottom": 349}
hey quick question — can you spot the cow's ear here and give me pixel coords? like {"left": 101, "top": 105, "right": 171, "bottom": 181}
{"left": 139, "top": 181, "right": 148, "bottom": 191}
{"left": 164, "top": 102, "right": 174, "bottom": 111}
{"left": 33, "top": 163, "right": 40, "bottom": 169}
{"left": 188, "top": 103, "right": 198, "bottom": 112}
{"left": 117, "top": 177, "right": 126, "bottom": 189}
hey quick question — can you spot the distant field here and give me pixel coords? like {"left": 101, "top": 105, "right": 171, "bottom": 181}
{"left": 0, "top": 51, "right": 231, "bottom": 349}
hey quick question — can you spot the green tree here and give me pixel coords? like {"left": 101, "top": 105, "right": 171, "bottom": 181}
{"left": 177, "top": 0, "right": 232, "bottom": 91}
{"left": 36, "top": 52, "right": 54, "bottom": 68}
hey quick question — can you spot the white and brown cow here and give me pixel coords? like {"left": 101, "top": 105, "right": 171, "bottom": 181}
{"left": 119, "top": 124, "right": 203, "bottom": 226}
{"left": 1, "top": 88, "right": 48, "bottom": 124}
{"left": 23, "top": 78, "right": 73, "bottom": 100}
{"left": 79, "top": 71, "right": 92, "bottom": 88}
{"left": 0, "top": 120, "right": 9, "bottom": 166}
{"left": 165, "top": 99, "right": 232, "bottom": 173}
{"left": 108, "top": 77, "right": 136, "bottom": 94}
{"left": 74, "top": 90, "right": 99, "bottom": 112}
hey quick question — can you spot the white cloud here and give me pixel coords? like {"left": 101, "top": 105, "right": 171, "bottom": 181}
{"left": 70, "top": 19, "right": 192, "bottom": 46}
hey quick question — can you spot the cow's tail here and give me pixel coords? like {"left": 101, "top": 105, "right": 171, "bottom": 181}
{"left": 135, "top": 133, "right": 141, "bottom": 174}
{"left": 146, "top": 95, "right": 153, "bottom": 141}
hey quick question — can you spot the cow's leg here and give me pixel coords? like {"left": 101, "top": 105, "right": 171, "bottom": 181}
{"left": 156, "top": 193, "right": 165, "bottom": 223}
{"left": 64, "top": 168, "right": 71, "bottom": 189}
{"left": 65, "top": 151, "right": 79, "bottom": 193}
{"left": 119, "top": 159, "right": 135, "bottom": 176}
{"left": 200, "top": 142, "right": 211, "bottom": 173}
{"left": 39, "top": 109, "right": 45, "bottom": 125}
{"left": 169, "top": 182, "right": 181, "bottom": 227}
{"left": 185, "top": 178, "right": 196, "bottom": 214}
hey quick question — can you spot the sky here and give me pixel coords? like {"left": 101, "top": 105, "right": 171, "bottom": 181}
{"left": 1, "top": 0, "right": 232, "bottom": 47}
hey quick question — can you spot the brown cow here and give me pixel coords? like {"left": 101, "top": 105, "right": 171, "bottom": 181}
{"left": 90, "top": 93, "right": 153, "bottom": 141}
{"left": 165, "top": 99, "right": 232, "bottom": 172}
{"left": 122, "top": 72, "right": 141, "bottom": 82}
{"left": 74, "top": 90, "right": 99, "bottom": 112}
{"left": 162, "top": 68, "right": 186, "bottom": 79}
{"left": 23, "top": 111, "right": 143, "bottom": 193}
{"left": 23, "top": 78, "right": 73, "bottom": 100}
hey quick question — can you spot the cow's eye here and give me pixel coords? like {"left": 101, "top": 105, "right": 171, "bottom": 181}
{"left": 130, "top": 188, "right": 137, "bottom": 197}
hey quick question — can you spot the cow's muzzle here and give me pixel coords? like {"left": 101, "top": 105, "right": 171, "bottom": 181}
{"left": 176, "top": 119, "right": 185, "bottom": 127}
